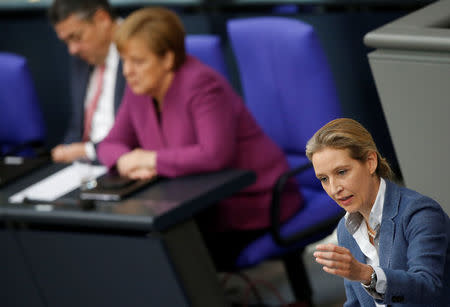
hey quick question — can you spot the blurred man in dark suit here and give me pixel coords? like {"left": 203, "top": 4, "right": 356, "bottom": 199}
{"left": 49, "top": 0, "right": 125, "bottom": 163}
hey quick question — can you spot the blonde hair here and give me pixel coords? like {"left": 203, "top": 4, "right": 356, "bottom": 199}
{"left": 306, "top": 118, "right": 393, "bottom": 179}
{"left": 115, "top": 7, "right": 186, "bottom": 70}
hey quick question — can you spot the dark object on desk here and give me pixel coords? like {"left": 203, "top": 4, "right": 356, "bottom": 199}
{"left": 79, "top": 199, "right": 96, "bottom": 210}
{"left": 0, "top": 156, "right": 50, "bottom": 187}
{"left": 97, "top": 173, "right": 136, "bottom": 189}
{"left": 22, "top": 196, "right": 96, "bottom": 211}
{"left": 80, "top": 173, "right": 158, "bottom": 201}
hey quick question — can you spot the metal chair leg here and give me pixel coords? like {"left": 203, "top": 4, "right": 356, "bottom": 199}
{"left": 282, "top": 250, "right": 314, "bottom": 307}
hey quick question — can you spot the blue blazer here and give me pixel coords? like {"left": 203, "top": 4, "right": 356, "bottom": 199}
{"left": 63, "top": 56, "right": 125, "bottom": 144}
{"left": 338, "top": 180, "right": 450, "bottom": 307}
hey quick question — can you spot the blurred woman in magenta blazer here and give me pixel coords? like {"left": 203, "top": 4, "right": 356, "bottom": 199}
{"left": 97, "top": 7, "right": 302, "bottom": 268}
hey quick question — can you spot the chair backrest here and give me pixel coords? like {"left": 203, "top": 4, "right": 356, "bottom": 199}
{"left": 227, "top": 17, "right": 341, "bottom": 192}
{"left": 227, "top": 19, "right": 344, "bottom": 303}
{"left": 0, "top": 52, "right": 45, "bottom": 155}
{"left": 185, "top": 34, "right": 229, "bottom": 79}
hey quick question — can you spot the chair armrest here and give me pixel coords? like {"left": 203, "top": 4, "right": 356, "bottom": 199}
{"left": 270, "top": 162, "right": 344, "bottom": 247}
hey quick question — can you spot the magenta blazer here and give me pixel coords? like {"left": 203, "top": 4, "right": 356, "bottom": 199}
{"left": 98, "top": 56, "right": 302, "bottom": 231}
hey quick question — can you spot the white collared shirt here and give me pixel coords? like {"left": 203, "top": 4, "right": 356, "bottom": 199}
{"left": 345, "top": 178, "right": 387, "bottom": 306}
{"left": 83, "top": 43, "right": 119, "bottom": 160}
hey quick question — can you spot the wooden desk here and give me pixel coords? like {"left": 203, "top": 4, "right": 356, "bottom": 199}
{"left": 1, "top": 165, "right": 255, "bottom": 307}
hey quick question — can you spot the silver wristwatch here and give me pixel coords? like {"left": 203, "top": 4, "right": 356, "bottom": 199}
{"left": 362, "top": 269, "right": 377, "bottom": 292}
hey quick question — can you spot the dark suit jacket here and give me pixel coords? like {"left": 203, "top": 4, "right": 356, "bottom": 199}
{"left": 338, "top": 180, "right": 450, "bottom": 307}
{"left": 63, "top": 56, "right": 125, "bottom": 144}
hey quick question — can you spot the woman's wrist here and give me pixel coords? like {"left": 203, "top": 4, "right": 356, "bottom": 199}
{"left": 362, "top": 265, "right": 374, "bottom": 285}
{"left": 142, "top": 150, "right": 157, "bottom": 169}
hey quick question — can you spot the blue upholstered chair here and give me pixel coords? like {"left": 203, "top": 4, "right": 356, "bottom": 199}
{"left": 0, "top": 52, "right": 46, "bottom": 157}
{"left": 227, "top": 17, "right": 344, "bottom": 305}
{"left": 185, "top": 34, "right": 229, "bottom": 79}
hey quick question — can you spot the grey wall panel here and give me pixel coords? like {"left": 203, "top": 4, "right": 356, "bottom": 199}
{"left": 368, "top": 49, "right": 450, "bottom": 214}
{"left": 365, "top": 0, "right": 450, "bottom": 214}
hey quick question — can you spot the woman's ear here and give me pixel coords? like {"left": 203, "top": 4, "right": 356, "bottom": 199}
{"left": 366, "top": 151, "right": 378, "bottom": 175}
{"left": 163, "top": 51, "right": 175, "bottom": 71}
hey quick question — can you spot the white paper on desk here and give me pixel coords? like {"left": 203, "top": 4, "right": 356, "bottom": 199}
{"left": 9, "top": 163, "right": 107, "bottom": 203}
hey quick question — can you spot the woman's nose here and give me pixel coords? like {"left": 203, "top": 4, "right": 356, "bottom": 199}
{"left": 330, "top": 179, "right": 342, "bottom": 196}
{"left": 123, "top": 62, "right": 131, "bottom": 77}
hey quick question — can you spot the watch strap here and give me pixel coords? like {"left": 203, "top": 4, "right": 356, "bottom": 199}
{"left": 362, "top": 269, "right": 377, "bottom": 291}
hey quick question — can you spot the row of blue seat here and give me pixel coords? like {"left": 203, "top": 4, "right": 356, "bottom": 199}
{"left": 0, "top": 16, "right": 344, "bottom": 305}
{"left": 0, "top": 35, "right": 227, "bottom": 157}
{"left": 227, "top": 17, "right": 343, "bottom": 306}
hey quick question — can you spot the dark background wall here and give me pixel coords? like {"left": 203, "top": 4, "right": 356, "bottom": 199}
{"left": 0, "top": 1, "right": 433, "bottom": 179}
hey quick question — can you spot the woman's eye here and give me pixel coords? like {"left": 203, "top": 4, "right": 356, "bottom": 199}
{"left": 319, "top": 177, "right": 328, "bottom": 183}
{"left": 338, "top": 169, "right": 347, "bottom": 176}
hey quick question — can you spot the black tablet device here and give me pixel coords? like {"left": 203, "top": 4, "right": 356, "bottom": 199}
{"left": 79, "top": 172, "right": 158, "bottom": 201}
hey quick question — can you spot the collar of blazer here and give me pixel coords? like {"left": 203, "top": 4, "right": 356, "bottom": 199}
{"left": 378, "top": 180, "right": 401, "bottom": 268}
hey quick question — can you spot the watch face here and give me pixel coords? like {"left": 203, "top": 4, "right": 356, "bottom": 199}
{"left": 370, "top": 271, "right": 377, "bottom": 290}
{"left": 363, "top": 270, "right": 377, "bottom": 291}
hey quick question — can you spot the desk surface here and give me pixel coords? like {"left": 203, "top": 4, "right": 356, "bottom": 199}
{"left": 0, "top": 163, "right": 256, "bottom": 232}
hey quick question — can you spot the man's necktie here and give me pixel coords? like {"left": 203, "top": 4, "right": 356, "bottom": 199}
{"left": 82, "top": 65, "right": 106, "bottom": 142}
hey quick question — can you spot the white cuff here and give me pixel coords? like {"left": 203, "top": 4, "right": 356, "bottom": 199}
{"left": 373, "top": 266, "right": 387, "bottom": 294}
{"left": 361, "top": 266, "right": 386, "bottom": 300}
{"left": 84, "top": 142, "right": 96, "bottom": 161}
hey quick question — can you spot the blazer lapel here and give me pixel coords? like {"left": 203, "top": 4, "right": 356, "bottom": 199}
{"left": 114, "top": 60, "right": 126, "bottom": 114}
{"left": 353, "top": 243, "right": 366, "bottom": 263}
{"left": 75, "top": 61, "right": 91, "bottom": 135}
{"left": 344, "top": 226, "right": 366, "bottom": 262}
{"left": 379, "top": 180, "right": 400, "bottom": 268}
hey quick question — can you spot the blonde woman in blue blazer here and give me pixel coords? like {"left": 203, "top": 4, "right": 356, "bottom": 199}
{"left": 306, "top": 118, "right": 449, "bottom": 306}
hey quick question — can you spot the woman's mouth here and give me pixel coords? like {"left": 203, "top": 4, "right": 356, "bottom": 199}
{"left": 338, "top": 195, "right": 353, "bottom": 206}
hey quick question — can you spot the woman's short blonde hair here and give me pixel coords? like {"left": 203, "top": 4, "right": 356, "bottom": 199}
{"left": 306, "top": 118, "right": 393, "bottom": 180}
{"left": 115, "top": 7, "right": 186, "bottom": 70}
